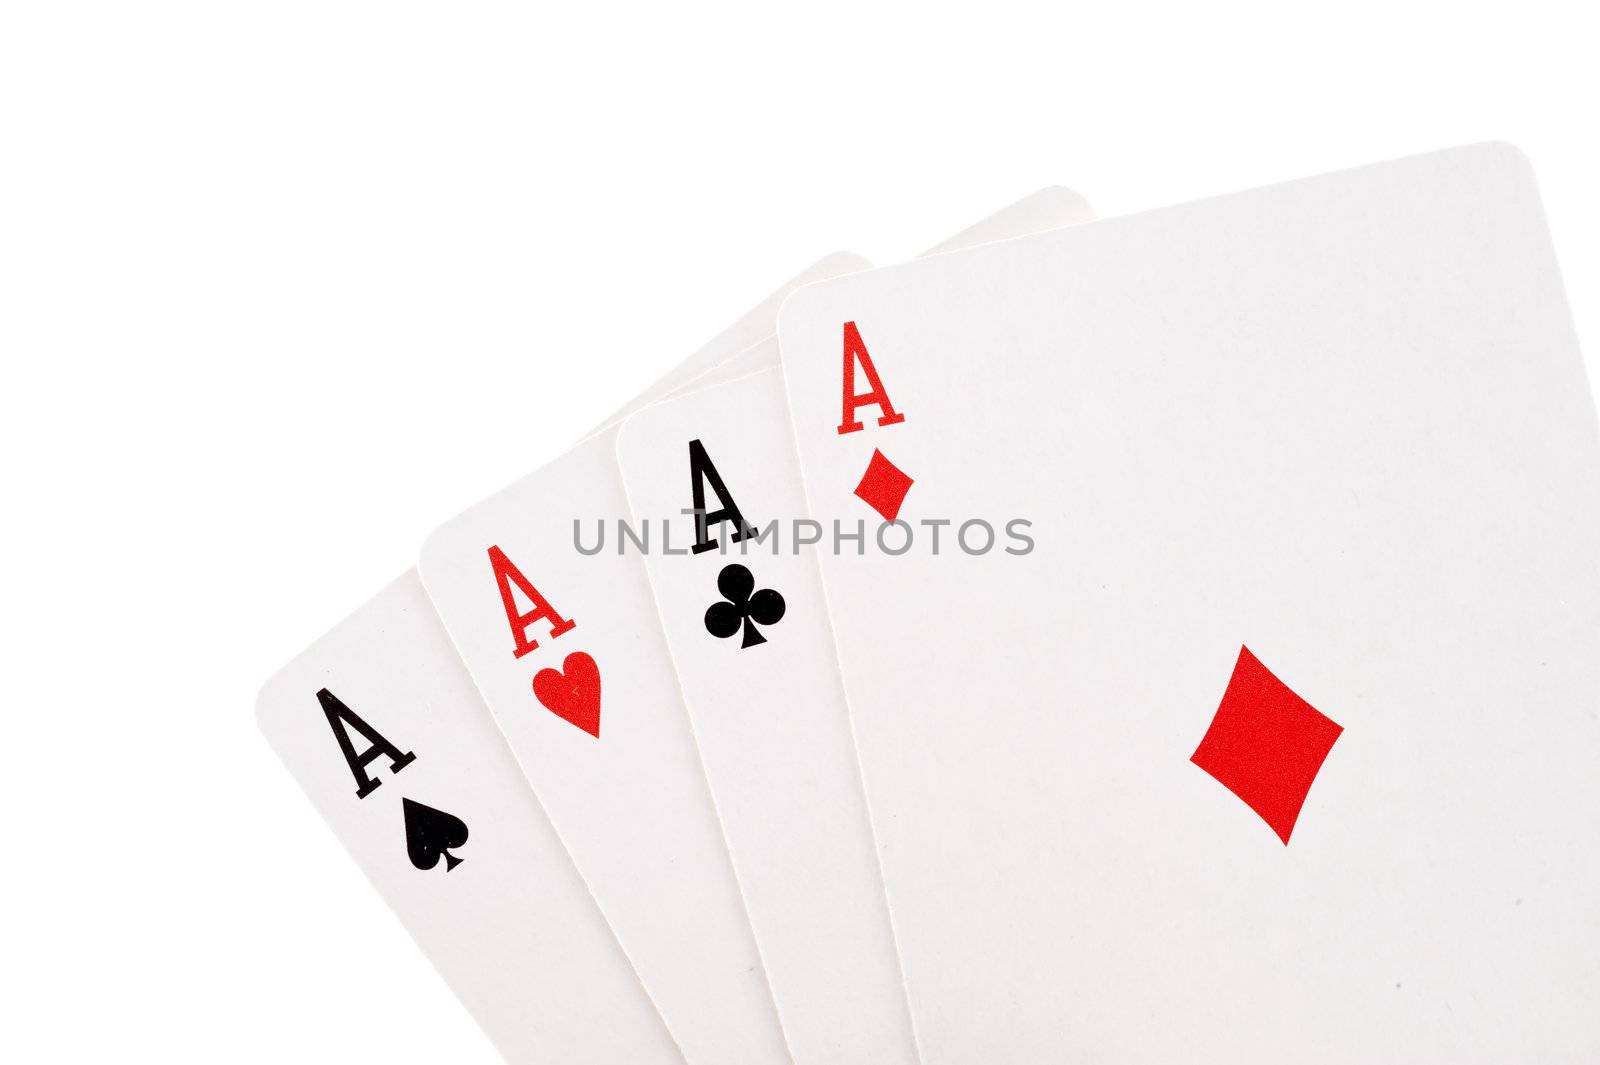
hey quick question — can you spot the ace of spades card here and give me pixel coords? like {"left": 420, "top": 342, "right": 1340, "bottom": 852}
{"left": 416, "top": 190, "right": 1093, "bottom": 1065}
{"left": 257, "top": 573, "right": 687, "bottom": 1065}
{"left": 776, "top": 144, "right": 1600, "bottom": 1062}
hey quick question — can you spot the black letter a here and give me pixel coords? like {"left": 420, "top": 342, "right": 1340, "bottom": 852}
{"left": 688, "top": 439, "right": 754, "bottom": 555}
{"left": 318, "top": 688, "right": 417, "bottom": 799}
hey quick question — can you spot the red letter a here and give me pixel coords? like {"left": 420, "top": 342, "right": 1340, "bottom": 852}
{"left": 487, "top": 545, "right": 576, "bottom": 659}
{"left": 837, "top": 321, "right": 907, "bottom": 435}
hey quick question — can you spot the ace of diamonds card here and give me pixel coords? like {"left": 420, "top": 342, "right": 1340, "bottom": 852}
{"left": 777, "top": 144, "right": 1600, "bottom": 1062}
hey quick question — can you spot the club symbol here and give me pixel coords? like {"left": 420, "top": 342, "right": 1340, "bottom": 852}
{"left": 704, "top": 564, "right": 786, "bottom": 648}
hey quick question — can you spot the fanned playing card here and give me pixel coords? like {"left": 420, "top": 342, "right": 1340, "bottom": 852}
{"left": 611, "top": 188, "right": 1093, "bottom": 1065}
{"left": 417, "top": 192, "right": 1091, "bottom": 1065}
{"left": 777, "top": 144, "right": 1600, "bottom": 1062}
{"left": 256, "top": 573, "right": 685, "bottom": 1065}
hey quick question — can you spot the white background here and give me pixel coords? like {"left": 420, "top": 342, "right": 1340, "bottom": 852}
{"left": 1, "top": 3, "right": 1595, "bottom": 1060}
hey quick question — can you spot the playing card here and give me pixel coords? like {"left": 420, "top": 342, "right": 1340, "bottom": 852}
{"left": 423, "top": 348, "right": 800, "bottom": 1065}
{"left": 608, "top": 187, "right": 1092, "bottom": 1065}
{"left": 615, "top": 369, "right": 909, "bottom": 1063}
{"left": 777, "top": 144, "right": 1600, "bottom": 1061}
{"left": 256, "top": 573, "right": 685, "bottom": 1065}
{"left": 419, "top": 191, "right": 1091, "bottom": 1065}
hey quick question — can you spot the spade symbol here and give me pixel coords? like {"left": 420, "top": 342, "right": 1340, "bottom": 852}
{"left": 704, "top": 563, "right": 786, "bottom": 648}
{"left": 403, "top": 798, "right": 468, "bottom": 873}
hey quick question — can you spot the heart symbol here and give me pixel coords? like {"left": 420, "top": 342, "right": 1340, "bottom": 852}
{"left": 532, "top": 651, "right": 602, "bottom": 737}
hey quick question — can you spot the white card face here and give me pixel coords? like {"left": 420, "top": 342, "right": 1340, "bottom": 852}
{"left": 420, "top": 192, "right": 1093, "bottom": 1065}
{"left": 609, "top": 189, "right": 1093, "bottom": 1065}
{"left": 777, "top": 144, "right": 1600, "bottom": 1062}
{"left": 616, "top": 369, "right": 909, "bottom": 1064}
{"left": 256, "top": 572, "right": 684, "bottom": 1065}
{"left": 422, "top": 429, "right": 795, "bottom": 1065}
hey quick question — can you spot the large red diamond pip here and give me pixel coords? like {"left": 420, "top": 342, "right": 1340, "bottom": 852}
{"left": 1190, "top": 645, "right": 1343, "bottom": 844}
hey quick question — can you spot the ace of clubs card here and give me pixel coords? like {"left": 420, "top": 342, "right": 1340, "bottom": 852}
{"left": 615, "top": 365, "right": 918, "bottom": 1065}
